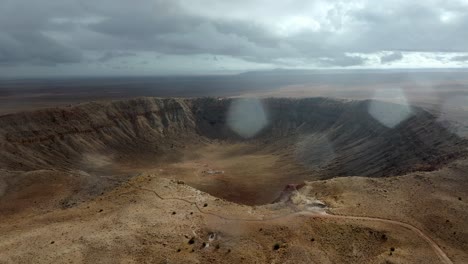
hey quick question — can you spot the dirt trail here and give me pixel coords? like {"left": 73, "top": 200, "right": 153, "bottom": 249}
{"left": 317, "top": 214, "right": 453, "bottom": 264}
{"left": 126, "top": 180, "right": 453, "bottom": 264}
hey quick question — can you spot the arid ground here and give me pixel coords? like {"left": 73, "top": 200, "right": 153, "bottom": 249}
{"left": 0, "top": 88, "right": 467, "bottom": 263}
{"left": 1, "top": 154, "right": 467, "bottom": 263}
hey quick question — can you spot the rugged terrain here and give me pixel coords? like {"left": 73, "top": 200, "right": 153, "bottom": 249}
{"left": 0, "top": 97, "right": 463, "bottom": 175}
{"left": 0, "top": 97, "right": 467, "bottom": 263}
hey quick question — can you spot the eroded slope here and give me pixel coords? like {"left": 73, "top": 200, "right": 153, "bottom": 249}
{"left": 0, "top": 97, "right": 464, "bottom": 177}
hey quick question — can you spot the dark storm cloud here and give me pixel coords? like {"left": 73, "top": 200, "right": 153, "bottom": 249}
{"left": 1, "top": 0, "right": 468, "bottom": 72}
{"left": 97, "top": 51, "right": 137, "bottom": 62}
{"left": 84, "top": 5, "right": 285, "bottom": 64}
{"left": 89, "top": 14, "right": 201, "bottom": 38}
{"left": 0, "top": 32, "right": 82, "bottom": 66}
{"left": 349, "top": 3, "right": 468, "bottom": 53}
{"left": 319, "top": 55, "right": 368, "bottom": 67}
{"left": 79, "top": 1, "right": 468, "bottom": 65}
{"left": 0, "top": 0, "right": 84, "bottom": 66}
{"left": 213, "top": 20, "right": 281, "bottom": 49}
{"left": 380, "top": 52, "right": 403, "bottom": 64}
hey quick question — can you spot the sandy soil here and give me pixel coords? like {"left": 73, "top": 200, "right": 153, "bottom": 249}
{"left": 0, "top": 173, "right": 455, "bottom": 264}
{"left": 0, "top": 143, "right": 467, "bottom": 263}
{"left": 124, "top": 141, "right": 316, "bottom": 205}
{"left": 300, "top": 157, "right": 468, "bottom": 263}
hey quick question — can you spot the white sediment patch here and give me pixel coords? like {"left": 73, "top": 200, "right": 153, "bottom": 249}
{"left": 81, "top": 153, "right": 114, "bottom": 169}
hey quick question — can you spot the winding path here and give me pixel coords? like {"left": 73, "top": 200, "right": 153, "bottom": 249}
{"left": 100, "top": 174, "right": 452, "bottom": 264}
{"left": 131, "top": 184, "right": 453, "bottom": 264}
{"left": 317, "top": 213, "right": 453, "bottom": 264}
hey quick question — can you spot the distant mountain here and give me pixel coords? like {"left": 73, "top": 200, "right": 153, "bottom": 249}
{"left": 238, "top": 68, "right": 468, "bottom": 76}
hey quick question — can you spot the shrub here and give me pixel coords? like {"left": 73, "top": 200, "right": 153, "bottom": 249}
{"left": 188, "top": 237, "right": 195, "bottom": 244}
{"left": 273, "top": 243, "right": 281, "bottom": 250}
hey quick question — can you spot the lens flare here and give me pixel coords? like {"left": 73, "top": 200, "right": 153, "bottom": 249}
{"left": 368, "top": 88, "right": 412, "bottom": 128}
{"left": 227, "top": 98, "right": 268, "bottom": 138}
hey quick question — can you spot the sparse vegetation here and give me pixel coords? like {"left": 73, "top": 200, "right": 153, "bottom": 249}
{"left": 0, "top": 96, "right": 467, "bottom": 264}
{"left": 188, "top": 238, "right": 195, "bottom": 245}
{"left": 273, "top": 243, "right": 281, "bottom": 251}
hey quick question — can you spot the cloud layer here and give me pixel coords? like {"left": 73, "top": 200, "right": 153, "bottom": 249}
{"left": 1, "top": 0, "right": 468, "bottom": 76}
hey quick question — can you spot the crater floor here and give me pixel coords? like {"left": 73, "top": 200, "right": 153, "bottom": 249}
{"left": 118, "top": 141, "right": 317, "bottom": 205}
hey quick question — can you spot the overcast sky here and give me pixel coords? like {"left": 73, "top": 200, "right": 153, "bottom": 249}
{"left": 1, "top": 0, "right": 468, "bottom": 77}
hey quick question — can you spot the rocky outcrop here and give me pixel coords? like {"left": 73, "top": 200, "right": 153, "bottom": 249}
{"left": 0, "top": 98, "right": 196, "bottom": 170}
{"left": 192, "top": 97, "right": 466, "bottom": 177}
